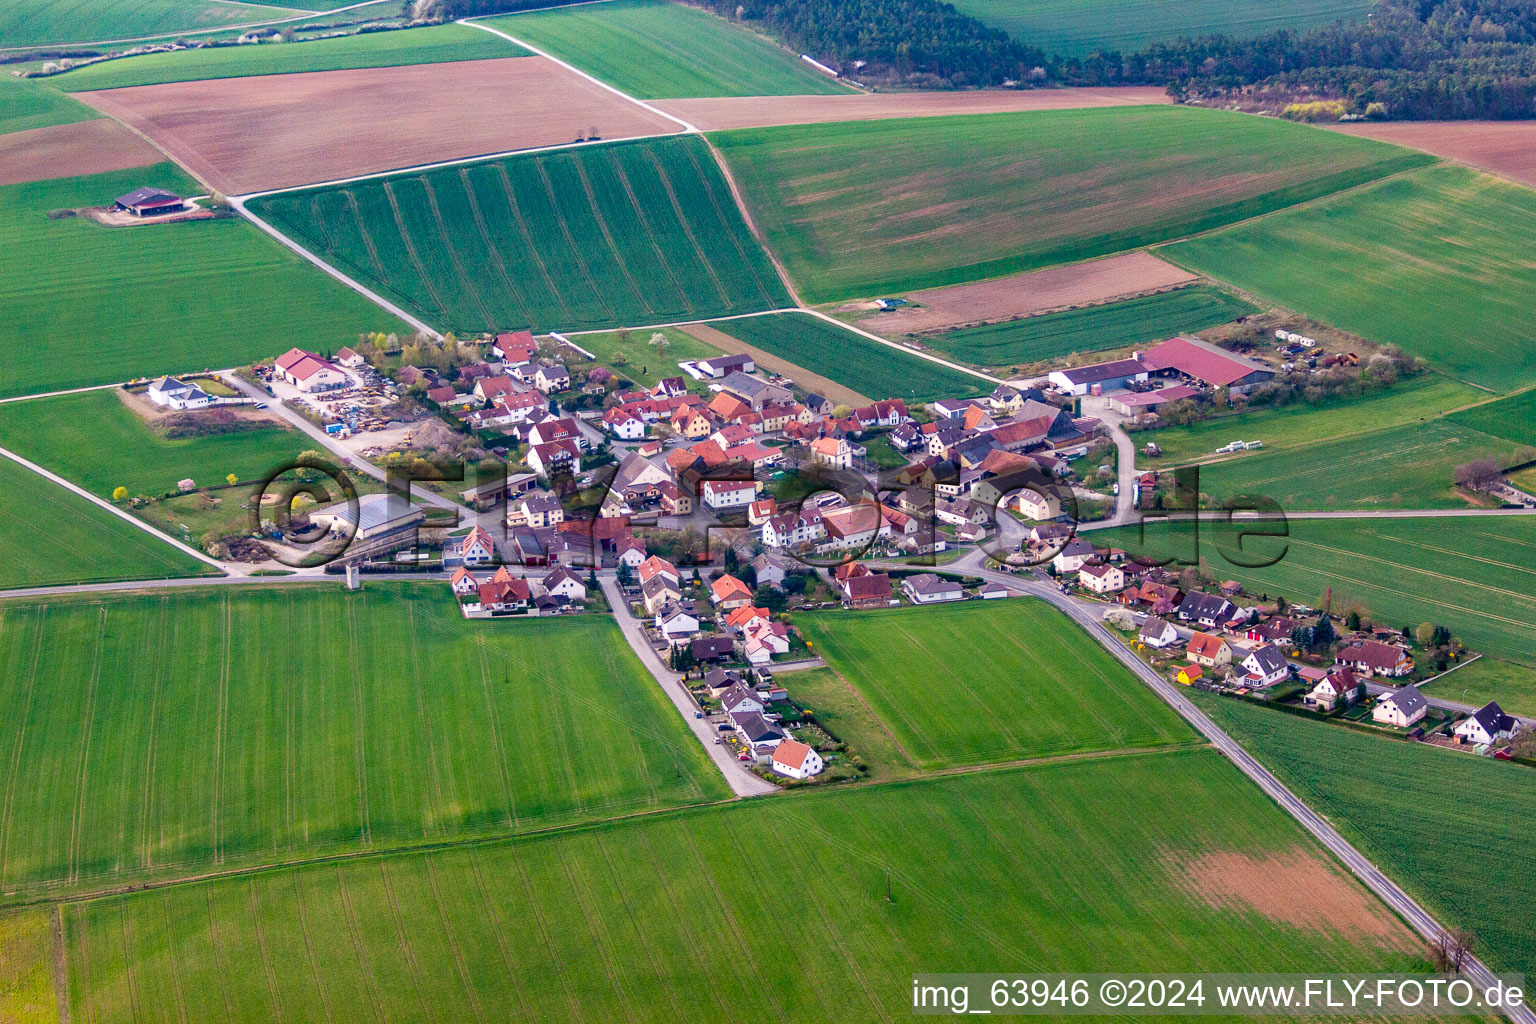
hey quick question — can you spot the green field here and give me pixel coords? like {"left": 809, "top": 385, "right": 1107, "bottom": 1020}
{"left": 250, "top": 136, "right": 789, "bottom": 335}
{"left": 0, "top": 457, "right": 215, "bottom": 590}
{"left": 1423, "top": 656, "right": 1536, "bottom": 719}
{"left": 1166, "top": 165, "right": 1536, "bottom": 393}
{"left": 711, "top": 105, "right": 1431, "bottom": 303}
{"left": 566, "top": 325, "right": 724, "bottom": 392}
{"left": 924, "top": 285, "right": 1257, "bottom": 367}
{"left": 1143, "top": 373, "right": 1482, "bottom": 467}
{"left": 0, "top": 389, "right": 304, "bottom": 499}
{"left": 798, "top": 599, "right": 1194, "bottom": 769}
{"left": 59, "top": 750, "right": 1425, "bottom": 1022}
{"left": 51, "top": 23, "right": 525, "bottom": 91}
{"left": 1447, "top": 386, "right": 1536, "bottom": 449}
{"left": 0, "top": 75, "right": 97, "bottom": 136}
{"left": 0, "top": 0, "right": 294, "bottom": 48}
{"left": 481, "top": 0, "right": 849, "bottom": 98}
{"left": 0, "top": 164, "right": 401, "bottom": 399}
{"left": 1196, "top": 693, "right": 1536, "bottom": 973}
{"left": 0, "top": 586, "right": 727, "bottom": 900}
{"left": 1188, "top": 419, "right": 1527, "bottom": 510}
{"left": 948, "top": 0, "right": 1372, "bottom": 57}
{"left": 706, "top": 311, "right": 990, "bottom": 403}
{"left": 1100, "top": 516, "right": 1536, "bottom": 674}
{"left": 0, "top": 911, "right": 57, "bottom": 1024}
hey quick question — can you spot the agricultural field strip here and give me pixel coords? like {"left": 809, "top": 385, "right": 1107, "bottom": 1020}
{"left": 0, "top": 744, "right": 1204, "bottom": 911}
{"left": 947, "top": 563, "right": 1532, "bottom": 1018}
{"left": 0, "top": 0, "right": 395, "bottom": 53}
{"left": 0, "top": 444, "right": 222, "bottom": 571}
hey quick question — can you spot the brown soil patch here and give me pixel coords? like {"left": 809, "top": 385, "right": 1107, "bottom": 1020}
{"left": 678, "top": 321, "right": 871, "bottom": 407}
{"left": 1173, "top": 848, "right": 1413, "bottom": 947}
{"left": 74, "top": 56, "right": 680, "bottom": 195}
{"left": 656, "top": 87, "right": 1168, "bottom": 131}
{"left": 1327, "top": 120, "right": 1536, "bottom": 189}
{"left": 858, "top": 252, "right": 1199, "bottom": 336}
{"left": 0, "top": 118, "right": 162, "bottom": 187}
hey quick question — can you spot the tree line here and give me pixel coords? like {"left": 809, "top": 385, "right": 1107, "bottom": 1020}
{"left": 413, "top": 0, "right": 1536, "bottom": 117}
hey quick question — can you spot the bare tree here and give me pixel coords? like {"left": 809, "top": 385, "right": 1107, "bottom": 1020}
{"left": 1453, "top": 458, "right": 1503, "bottom": 493}
{"left": 1429, "top": 928, "right": 1475, "bottom": 974}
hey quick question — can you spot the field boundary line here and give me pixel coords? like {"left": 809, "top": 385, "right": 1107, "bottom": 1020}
{"left": 0, "top": 0, "right": 393, "bottom": 53}
{"left": 798, "top": 307, "right": 1004, "bottom": 385}
{"left": 457, "top": 17, "right": 699, "bottom": 133}
{"left": 0, "top": 443, "right": 227, "bottom": 572}
{"left": 0, "top": 382, "right": 120, "bottom": 406}
{"left": 230, "top": 195, "right": 443, "bottom": 337}
{"left": 695, "top": 133, "right": 805, "bottom": 305}
{"left": 50, "top": 906, "right": 71, "bottom": 1024}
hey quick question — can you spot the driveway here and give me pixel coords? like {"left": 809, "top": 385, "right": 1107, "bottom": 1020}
{"left": 599, "top": 576, "right": 778, "bottom": 797}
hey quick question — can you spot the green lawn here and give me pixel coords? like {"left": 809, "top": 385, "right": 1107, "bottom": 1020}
{"left": 0, "top": 586, "right": 727, "bottom": 901}
{"left": 704, "top": 311, "right": 991, "bottom": 403}
{"left": 1166, "top": 165, "right": 1536, "bottom": 393}
{"left": 0, "top": 75, "right": 98, "bottom": 135}
{"left": 480, "top": 0, "right": 849, "bottom": 98}
{"left": 948, "top": 0, "right": 1371, "bottom": 57}
{"left": 566, "top": 325, "right": 723, "bottom": 392}
{"left": 711, "top": 105, "right": 1432, "bottom": 303}
{"left": 1146, "top": 373, "right": 1483, "bottom": 466}
{"left": 1419, "top": 656, "right": 1536, "bottom": 719}
{"left": 1099, "top": 516, "right": 1536, "bottom": 673}
{"left": 1187, "top": 419, "right": 1527, "bottom": 510}
{"left": 924, "top": 284, "right": 1257, "bottom": 367}
{"left": 0, "top": 164, "right": 402, "bottom": 399}
{"left": 249, "top": 136, "right": 789, "bottom": 335}
{"left": 1195, "top": 693, "right": 1536, "bottom": 973}
{"left": 797, "top": 599, "right": 1194, "bottom": 770}
{"left": 0, "top": 389, "right": 305, "bottom": 499}
{"left": 0, "top": 0, "right": 294, "bottom": 48}
{"left": 0, "top": 457, "right": 215, "bottom": 590}
{"left": 52, "top": 24, "right": 525, "bottom": 91}
{"left": 62, "top": 749, "right": 1425, "bottom": 1022}
{"left": 1447, "top": 386, "right": 1536, "bottom": 449}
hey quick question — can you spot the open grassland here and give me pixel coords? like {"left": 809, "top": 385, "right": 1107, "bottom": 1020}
{"left": 0, "top": 586, "right": 727, "bottom": 901}
{"left": 948, "top": 0, "right": 1371, "bottom": 57}
{"left": 1101, "top": 517, "right": 1536, "bottom": 671}
{"left": 0, "top": 0, "right": 294, "bottom": 48}
{"left": 251, "top": 136, "right": 789, "bottom": 334}
{"left": 1188, "top": 419, "right": 1527, "bottom": 510}
{"left": 565, "top": 326, "right": 724, "bottom": 392}
{"left": 1166, "top": 165, "right": 1536, "bottom": 393}
{"left": 0, "top": 458, "right": 214, "bottom": 589}
{"left": 797, "top": 599, "right": 1193, "bottom": 770}
{"left": 0, "top": 76, "right": 96, "bottom": 136}
{"left": 1420, "top": 657, "right": 1536, "bottom": 718}
{"left": 52, "top": 23, "right": 524, "bottom": 91}
{"left": 0, "top": 164, "right": 400, "bottom": 399}
{"left": 1447, "top": 387, "right": 1536, "bottom": 448}
{"left": 0, "top": 389, "right": 303, "bottom": 499}
{"left": 481, "top": 0, "right": 849, "bottom": 98}
{"left": 703, "top": 312, "right": 990, "bottom": 403}
{"left": 711, "top": 105, "right": 1431, "bottom": 303}
{"left": 62, "top": 750, "right": 1424, "bottom": 1022}
{"left": 1147, "top": 373, "right": 1482, "bottom": 466}
{"left": 1195, "top": 693, "right": 1536, "bottom": 973}
{"left": 926, "top": 285, "right": 1256, "bottom": 367}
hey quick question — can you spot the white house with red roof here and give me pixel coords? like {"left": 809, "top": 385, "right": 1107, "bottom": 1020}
{"left": 527, "top": 438, "right": 581, "bottom": 478}
{"left": 808, "top": 436, "right": 852, "bottom": 469}
{"left": 274, "top": 348, "right": 347, "bottom": 392}
{"left": 770, "top": 739, "right": 823, "bottom": 779}
{"left": 445, "top": 525, "right": 496, "bottom": 567}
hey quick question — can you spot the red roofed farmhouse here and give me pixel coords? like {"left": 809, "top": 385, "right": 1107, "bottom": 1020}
{"left": 274, "top": 348, "right": 347, "bottom": 392}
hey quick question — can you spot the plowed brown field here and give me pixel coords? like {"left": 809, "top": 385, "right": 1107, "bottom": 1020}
{"left": 0, "top": 118, "right": 162, "bottom": 187}
{"left": 1329, "top": 120, "right": 1536, "bottom": 188}
{"left": 75, "top": 57, "right": 681, "bottom": 195}
{"left": 858, "top": 251, "right": 1198, "bottom": 335}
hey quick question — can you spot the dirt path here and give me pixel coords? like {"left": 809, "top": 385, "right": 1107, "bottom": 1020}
{"left": 678, "top": 322, "right": 872, "bottom": 407}
{"left": 655, "top": 87, "right": 1168, "bottom": 131}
